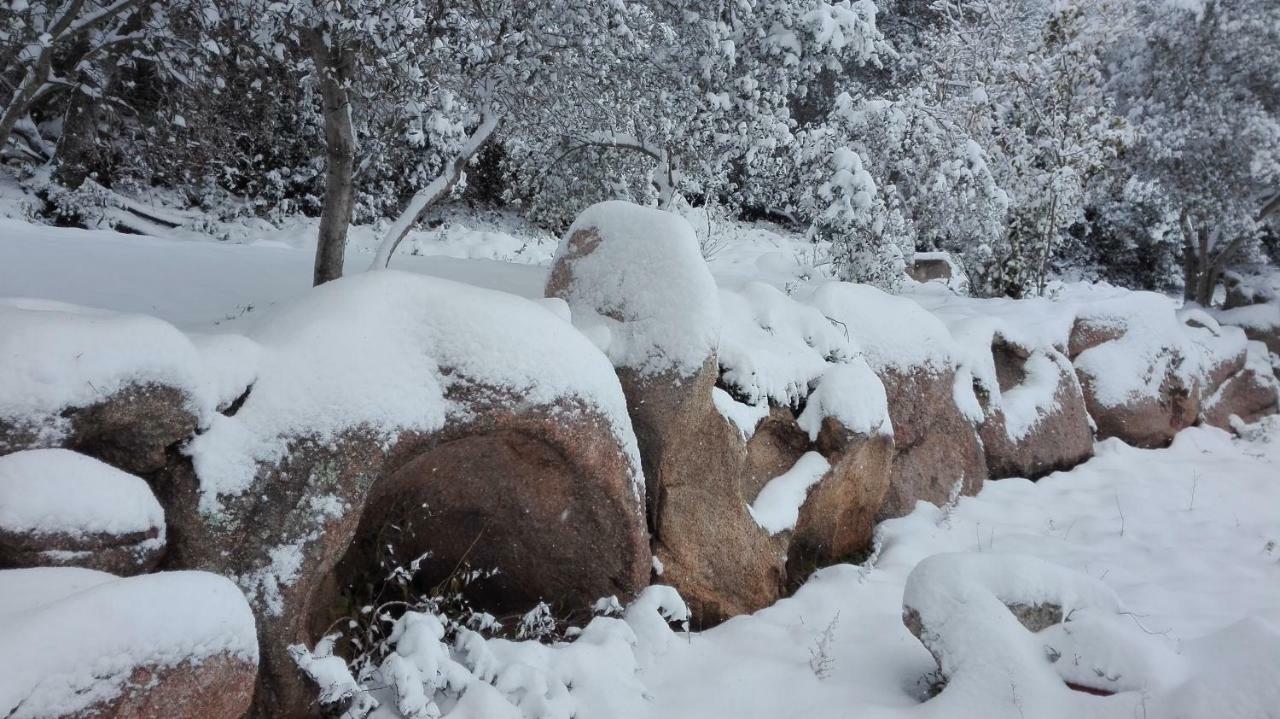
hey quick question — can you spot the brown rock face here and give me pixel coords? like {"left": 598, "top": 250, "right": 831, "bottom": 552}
{"left": 1199, "top": 341, "right": 1248, "bottom": 398}
{"left": 157, "top": 385, "right": 648, "bottom": 718}
{"left": 875, "top": 366, "right": 987, "bottom": 521}
{"left": 1201, "top": 365, "right": 1280, "bottom": 431}
{"left": 1240, "top": 323, "right": 1280, "bottom": 357}
{"left": 0, "top": 526, "right": 162, "bottom": 576}
{"left": 631, "top": 362, "right": 785, "bottom": 625}
{"left": 334, "top": 397, "right": 651, "bottom": 618}
{"left": 910, "top": 257, "right": 954, "bottom": 284}
{"left": 790, "top": 417, "right": 893, "bottom": 578}
{"left": 1077, "top": 358, "right": 1201, "bottom": 449}
{"left": 978, "top": 343, "right": 1093, "bottom": 480}
{"left": 0, "top": 383, "right": 198, "bottom": 475}
{"left": 739, "top": 406, "right": 810, "bottom": 501}
{"left": 1067, "top": 317, "right": 1127, "bottom": 359}
{"left": 79, "top": 653, "right": 257, "bottom": 719}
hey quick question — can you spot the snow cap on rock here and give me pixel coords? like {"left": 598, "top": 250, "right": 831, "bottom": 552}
{"left": 0, "top": 569, "right": 258, "bottom": 718}
{"left": 547, "top": 201, "right": 720, "bottom": 378}
{"left": 807, "top": 281, "right": 957, "bottom": 374}
{"left": 0, "top": 299, "right": 212, "bottom": 433}
{"left": 187, "top": 270, "right": 643, "bottom": 512}
{"left": 0, "top": 449, "right": 164, "bottom": 540}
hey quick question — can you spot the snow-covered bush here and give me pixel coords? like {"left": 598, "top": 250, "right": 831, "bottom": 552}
{"left": 292, "top": 556, "right": 691, "bottom": 719}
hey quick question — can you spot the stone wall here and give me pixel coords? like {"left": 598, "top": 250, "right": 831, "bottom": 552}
{"left": 2, "top": 203, "right": 1278, "bottom": 717}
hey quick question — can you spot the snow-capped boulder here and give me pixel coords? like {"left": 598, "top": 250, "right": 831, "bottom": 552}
{"left": 1071, "top": 294, "right": 1202, "bottom": 448}
{"left": 902, "top": 553, "right": 1128, "bottom": 711}
{"left": 1180, "top": 309, "right": 1248, "bottom": 400}
{"left": 810, "top": 282, "right": 987, "bottom": 520}
{"left": 909, "top": 251, "right": 968, "bottom": 294}
{"left": 977, "top": 341, "right": 1093, "bottom": 479}
{"left": 717, "top": 282, "right": 854, "bottom": 407}
{"left": 546, "top": 202, "right": 787, "bottom": 623}
{"left": 0, "top": 568, "right": 257, "bottom": 719}
{"left": 546, "top": 200, "right": 720, "bottom": 379}
{"left": 0, "top": 449, "right": 165, "bottom": 574}
{"left": 0, "top": 300, "right": 206, "bottom": 473}
{"left": 787, "top": 362, "right": 894, "bottom": 573}
{"left": 1223, "top": 271, "right": 1276, "bottom": 310}
{"left": 1213, "top": 301, "right": 1280, "bottom": 357}
{"left": 1066, "top": 313, "right": 1127, "bottom": 360}
{"left": 161, "top": 270, "right": 649, "bottom": 717}
{"left": 1201, "top": 341, "right": 1280, "bottom": 431}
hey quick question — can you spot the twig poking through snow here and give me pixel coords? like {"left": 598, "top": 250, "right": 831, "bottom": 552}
{"left": 937, "top": 475, "right": 966, "bottom": 528}
{"left": 1114, "top": 491, "right": 1126, "bottom": 537}
{"left": 809, "top": 612, "right": 840, "bottom": 680}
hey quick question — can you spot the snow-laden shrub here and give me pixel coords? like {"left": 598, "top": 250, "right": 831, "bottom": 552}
{"left": 291, "top": 578, "right": 690, "bottom": 719}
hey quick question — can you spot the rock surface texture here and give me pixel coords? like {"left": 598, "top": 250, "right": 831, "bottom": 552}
{"left": 547, "top": 202, "right": 784, "bottom": 623}
{"left": 1070, "top": 303, "right": 1202, "bottom": 449}
{"left": 977, "top": 341, "right": 1094, "bottom": 479}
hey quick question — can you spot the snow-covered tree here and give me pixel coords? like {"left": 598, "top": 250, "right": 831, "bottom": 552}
{"left": 0, "top": 0, "right": 172, "bottom": 195}
{"left": 900, "top": 0, "right": 1127, "bottom": 297}
{"left": 1108, "top": 0, "right": 1280, "bottom": 305}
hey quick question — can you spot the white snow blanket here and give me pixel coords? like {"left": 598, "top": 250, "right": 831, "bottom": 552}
{"left": 552, "top": 201, "right": 720, "bottom": 378}
{"left": 0, "top": 569, "right": 258, "bottom": 718}
{"left": 0, "top": 449, "right": 164, "bottom": 541}
{"left": 0, "top": 299, "right": 213, "bottom": 437}
{"left": 186, "top": 270, "right": 642, "bottom": 513}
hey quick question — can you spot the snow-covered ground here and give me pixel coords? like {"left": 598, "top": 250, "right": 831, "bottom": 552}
{"left": 2, "top": 212, "right": 1279, "bottom": 717}
{"left": 644, "top": 424, "right": 1280, "bottom": 718}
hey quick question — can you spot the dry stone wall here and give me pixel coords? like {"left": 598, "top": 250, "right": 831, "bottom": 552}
{"left": 1, "top": 202, "right": 1278, "bottom": 717}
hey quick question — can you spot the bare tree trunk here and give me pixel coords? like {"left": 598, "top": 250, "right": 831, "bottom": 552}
{"left": 1180, "top": 209, "right": 1200, "bottom": 303}
{"left": 1035, "top": 190, "right": 1058, "bottom": 296}
{"left": 53, "top": 8, "right": 141, "bottom": 189}
{"left": 305, "top": 29, "right": 356, "bottom": 287}
{"left": 1194, "top": 225, "right": 1217, "bottom": 307}
{"left": 0, "top": 44, "right": 59, "bottom": 152}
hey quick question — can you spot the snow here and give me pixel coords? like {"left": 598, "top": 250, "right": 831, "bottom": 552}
{"left": 0, "top": 218, "right": 549, "bottom": 331}
{"left": 0, "top": 567, "right": 115, "bottom": 615}
{"left": 0, "top": 449, "right": 165, "bottom": 539}
{"left": 797, "top": 360, "right": 892, "bottom": 439}
{"left": 748, "top": 451, "right": 832, "bottom": 535}
{"left": 187, "top": 270, "right": 642, "bottom": 512}
{"left": 1214, "top": 302, "right": 1280, "bottom": 332}
{"left": 1000, "top": 351, "right": 1068, "bottom": 440}
{"left": 293, "top": 584, "right": 691, "bottom": 719}
{"left": 902, "top": 552, "right": 1125, "bottom": 718}
{"left": 192, "top": 332, "right": 261, "bottom": 411}
{"left": 717, "top": 282, "right": 854, "bottom": 406}
{"left": 808, "top": 281, "right": 956, "bottom": 374}
{"left": 0, "top": 570, "right": 258, "bottom": 719}
{"left": 552, "top": 201, "right": 720, "bottom": 378}
{"left": 1073, "top": 292, "right": 1201, "bottom": 408}
{"left": 711, "top": 387, "right": 770, "bottom": 439}
{"left": 0, "top": 298, "right": 213, "bottom": 438}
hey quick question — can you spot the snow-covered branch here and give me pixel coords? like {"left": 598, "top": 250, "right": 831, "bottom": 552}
{"left": 369, "top": 112, "right": 503, "bottom": 271}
